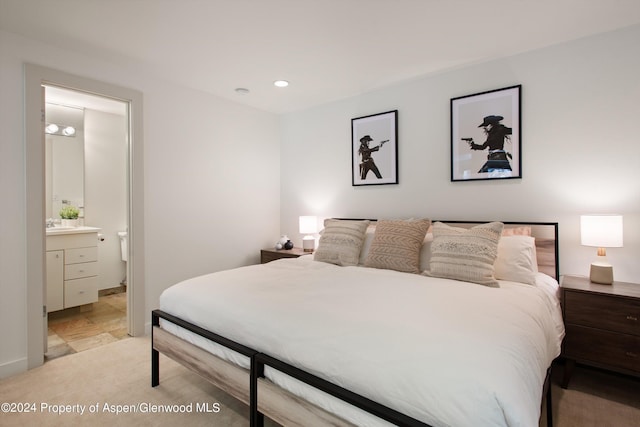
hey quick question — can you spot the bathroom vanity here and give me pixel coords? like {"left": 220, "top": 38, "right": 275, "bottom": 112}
{"left": 46, "top": 226, "right": 101, "bottom": 312}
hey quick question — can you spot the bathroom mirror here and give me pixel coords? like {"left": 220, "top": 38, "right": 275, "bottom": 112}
{"left": 45, "top": 103, "right": 85, "bottom": 219}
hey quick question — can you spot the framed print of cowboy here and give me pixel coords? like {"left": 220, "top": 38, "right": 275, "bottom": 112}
{"left": 351, "top": 110, "right": 398, "bottom": 186}
{"left": 450, "top": 85, "right": 521, "bottom": 181}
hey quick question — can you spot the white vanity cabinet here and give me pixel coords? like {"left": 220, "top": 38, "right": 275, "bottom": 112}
{"left": 46, "top": 250, "right": 64, "bottom": 312}
{"left": 46, "top": 227, "right": 100, "bottom": 312}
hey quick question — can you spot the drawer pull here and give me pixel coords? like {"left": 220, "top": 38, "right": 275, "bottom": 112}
{"left": 626, "top": 352, "right": 638, "bottom": 358}
{"left": 626, "top": 315, "right": 638, "bottom": 321}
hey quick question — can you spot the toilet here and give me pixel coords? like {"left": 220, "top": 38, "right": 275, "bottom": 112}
{"left": 118, "top": 231, "right": 128, "bottom": 285}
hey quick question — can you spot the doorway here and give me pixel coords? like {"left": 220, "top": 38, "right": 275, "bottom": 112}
{"left": 44, "top": 86, "right": 129, "bottom": 360}
{"left": 25, "top": 64, "right": 145, "bottom": 369}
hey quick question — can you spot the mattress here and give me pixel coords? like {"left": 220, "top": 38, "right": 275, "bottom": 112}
{"left": 159, "top": 256, "right": 564, "bottom": 427}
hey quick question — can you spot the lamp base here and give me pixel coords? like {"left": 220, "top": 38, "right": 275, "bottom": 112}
{"left": 302, "top": 236, "right": 315, "bottom": 252}
{"left": 590, "top": 263, "right": 613, "bottom": 285}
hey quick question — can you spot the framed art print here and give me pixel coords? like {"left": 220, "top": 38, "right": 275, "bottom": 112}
{"left": 450, "top": 85, "right": 521, "bottom": 181}
{"left": 351, "top": 110, "right": 398, "bottom": 186}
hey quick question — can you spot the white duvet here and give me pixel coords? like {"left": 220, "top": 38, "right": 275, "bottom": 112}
{"left": 159, "top": 257, "right": 564, "bottom": 427}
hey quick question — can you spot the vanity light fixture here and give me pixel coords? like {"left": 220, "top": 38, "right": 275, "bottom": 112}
{"left": 580, "top": 214, "right": 623, "bottom": 284}
{"left": 45, "top": 123, "right": 59, "bottom": 134}
{"left": 274, "top": 80, "right": 289, "bottom": 88}
{"left": 45, "top": 122, "right": 76, "bottom": 137}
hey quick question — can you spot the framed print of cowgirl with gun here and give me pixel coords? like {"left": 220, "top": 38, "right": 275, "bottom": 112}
{"left": 450, "top": 85, "right": 521, "bottom": 182}
{"left": 352, "top": 110, "right": 398, "bottom": 186}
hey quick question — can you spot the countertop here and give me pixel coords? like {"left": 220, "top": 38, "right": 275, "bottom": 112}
{"left": 46, "top": 226, "right": 102, "bottom": 236}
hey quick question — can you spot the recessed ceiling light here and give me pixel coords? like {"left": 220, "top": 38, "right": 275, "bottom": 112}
{"left": 274, "top": 80, "right": 289, "bottom": 88}
{"left": 235, "top": 88, "right": 250, "bottom": 95}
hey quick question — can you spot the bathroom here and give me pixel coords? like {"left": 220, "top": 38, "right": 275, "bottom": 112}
{"left": 44, "top": 86, "right": 129, "bottom": 359}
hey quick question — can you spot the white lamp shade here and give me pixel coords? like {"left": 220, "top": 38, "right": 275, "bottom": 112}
{"left": 580, "top": 215, "right": 623, "bottom": 248}
{"left": 299, "top": 216, "right": 318, "bottom": 234}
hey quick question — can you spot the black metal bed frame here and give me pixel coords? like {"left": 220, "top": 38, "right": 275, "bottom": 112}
{"left": 151, "top": 220, "right": 558, "bottom": 427}
{"left": 152, "top": 309, "right": 553, "bottom": 427}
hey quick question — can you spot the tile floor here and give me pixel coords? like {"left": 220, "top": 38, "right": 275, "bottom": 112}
{"left": 46, "top": 289, "right": 129, "bottom": 361}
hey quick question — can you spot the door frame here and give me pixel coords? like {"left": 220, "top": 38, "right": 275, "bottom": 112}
{"left": 25, "top": 64, "right": 145, "bottom": 368}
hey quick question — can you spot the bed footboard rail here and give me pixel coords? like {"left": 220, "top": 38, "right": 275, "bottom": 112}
{"left": 151, "top": 309, "right": 257, "bottom": 385}
{"left": 152, "top": 309, "right": 553, "bottom": 427}
{"left": 253, "top": 352, "right": 432, "bottom": 427}
{"left": 152, "top": 309, "right": 264, "bottom": 425}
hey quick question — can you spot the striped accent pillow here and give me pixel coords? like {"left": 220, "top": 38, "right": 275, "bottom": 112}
{"left": 364, "top": 219, "right": 431, "bottom": 274}
{"left": 314, "top": 220, "right": 370, "bottom": 266}
{"left": 426, "top": 221, "right": 504, "bottom": 286}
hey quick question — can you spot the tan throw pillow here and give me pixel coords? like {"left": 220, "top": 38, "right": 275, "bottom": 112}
{"left": 365, "top": 219, "right": 431, "bottom": 274}
{"left": 314, "top": 220, "right": 370, "bottom": 266}
{"left": 426, "top": 221, "right": 504, "bottom": 287}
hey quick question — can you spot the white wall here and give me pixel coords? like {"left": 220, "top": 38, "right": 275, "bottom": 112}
{"left": 280, "top": 25, "right": 640, "bottom": 283}
{"left": 84, "top": 109, "right": 128, "bottom": 290}
{"left": 0, "top": 30, "right": 281, "bottom": 378}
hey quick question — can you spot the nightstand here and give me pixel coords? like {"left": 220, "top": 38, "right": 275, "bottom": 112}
{"left": 260, "top": 247, "right": 310, "bottom": 264}
{"left": 560, "top": 275, "right": 640, "bottom": 388}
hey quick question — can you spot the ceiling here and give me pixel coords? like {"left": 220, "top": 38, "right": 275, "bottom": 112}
{"left": 2, "top": 0, "right": 640, "bottom": 114}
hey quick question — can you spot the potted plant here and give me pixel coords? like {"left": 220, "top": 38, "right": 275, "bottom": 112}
{"left": 59, "top": 205, "right": 80, "bottom": 227}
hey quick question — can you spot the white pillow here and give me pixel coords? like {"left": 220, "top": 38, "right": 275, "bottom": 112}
{"left": 494, "top": 235, "right": 537, "bottom": 285}
{"left": 358, "top": 225, "right": 377, "bottom": 265}
{"left": 419, "top": 232, "right": 434, "bottom": 272}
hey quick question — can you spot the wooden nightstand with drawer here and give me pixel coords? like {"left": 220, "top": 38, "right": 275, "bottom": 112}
{"left": 560, "top": 275, "right": 640, "bottom": 388}
{"left": 260, "top": 247, "right": 309, "bottom": 264}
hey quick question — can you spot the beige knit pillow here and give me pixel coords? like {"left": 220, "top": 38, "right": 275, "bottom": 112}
{"left": 314, "top": 220, "right": 370, "bottom": 266}
{"left": 426, "top": 221, "right": 504, "bottom": 286}
{"left": 365, "top": 219, "right": 431, "bottom": 274}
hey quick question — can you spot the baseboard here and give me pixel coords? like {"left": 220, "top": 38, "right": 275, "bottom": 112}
{"left": 0, "top": 357, "right": 28, "bottom": 380}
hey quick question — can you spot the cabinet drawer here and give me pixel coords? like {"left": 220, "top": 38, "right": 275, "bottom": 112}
{"left": 46, "top": 232, "right": 98, "bottom": 251}
{"left": 261, "top": 251, "right": 282, "bottom": 263}
{"left": 261, "top": 250, "right": 304, "bottom": 264}
{"left": 564, "top": 291, "right": 640, "bottom": 336}
{"left": 64, "top": 276, "right": 98, "bottom": 307}
{"left": 65, "top": 246, "right": 98, "bottom": 265}
{"left": 564, "top": 325, "right": 640, "bottom": 373}
{"left": 65, "top": 261, "right": 98, "bottom": 280}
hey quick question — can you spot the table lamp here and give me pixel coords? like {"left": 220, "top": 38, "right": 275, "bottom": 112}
{"left": 299, "top": 216, "right": 318, "bottom": 252}
{"left": 580, "top": 215, "right": 623, "bottom": 284}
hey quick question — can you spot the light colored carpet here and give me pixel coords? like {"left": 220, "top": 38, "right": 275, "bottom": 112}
{"left": 549, "top": 363, "right": 640, "bottom": 427}
{"left": 0, "top": 337, "right": 271, "bottom": 427}
{"left": 0, "top": 337, "right": 638, "bottom": 426}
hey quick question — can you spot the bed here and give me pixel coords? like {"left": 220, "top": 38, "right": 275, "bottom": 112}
{"left": 152, "top": 220, "right": 564, "bottom": 427}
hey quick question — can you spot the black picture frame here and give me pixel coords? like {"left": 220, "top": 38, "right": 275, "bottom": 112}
{"left": 450, "top": 85, "right": 521, "bottom": 181}
{"left": 351, "top": 110, "right": 398, "bottom": 186}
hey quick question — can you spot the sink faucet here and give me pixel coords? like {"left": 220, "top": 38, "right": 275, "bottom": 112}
{"left": 46, "top": 218, "right": 55, "bottom": 228}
